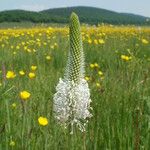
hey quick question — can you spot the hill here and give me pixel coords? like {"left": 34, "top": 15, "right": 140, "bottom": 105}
{"left": 0, "top": 6, "right": 149, "bottom": 25}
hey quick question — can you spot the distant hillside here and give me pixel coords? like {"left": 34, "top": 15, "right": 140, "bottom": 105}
{"left": 0, "top": 6, "right": 149, "bottom": 25}
{"left": 0, "top": 10, "right": 66, "bottom": 23}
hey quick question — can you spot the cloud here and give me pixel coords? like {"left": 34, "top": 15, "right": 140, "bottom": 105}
{"left": 20, "top": 4, "right": 47, "bottom": 11}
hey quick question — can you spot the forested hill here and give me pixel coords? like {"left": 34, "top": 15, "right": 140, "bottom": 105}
{"left": 0, "top": 6, "right": 149, "bottom": 25}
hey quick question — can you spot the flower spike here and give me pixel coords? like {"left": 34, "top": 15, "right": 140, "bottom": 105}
{"left": 53, "top": 12, "right": 92, "bottom": 133}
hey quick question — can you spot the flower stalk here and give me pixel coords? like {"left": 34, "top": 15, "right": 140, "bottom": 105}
{"left": 53, "top": 12, "right": 92, "bottom": 133}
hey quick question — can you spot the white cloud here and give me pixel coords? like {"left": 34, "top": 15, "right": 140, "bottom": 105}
{"left": 20, "top": 4, "right": 47, "bottom": 11}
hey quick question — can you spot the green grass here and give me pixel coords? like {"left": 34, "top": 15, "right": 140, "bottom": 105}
{"left": 0, "top": 22, "right": 67, "bottom": 29}
{"left": 0, "top": 26, "right": 150, "bottom": 149}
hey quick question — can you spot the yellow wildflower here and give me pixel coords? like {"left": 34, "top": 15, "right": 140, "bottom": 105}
{"left": 88, "top": 39, "right": 92, "bottom": 44}
{"left": 90, "top": 63, "right": 95, "bottom": 68}
{"left": 20, "top": 91, "right": 31, "bottom": 100}
{"left": 16, "top": 45, "right": 20, "bottom": 50}
{"left": 36, "top": 38, "right": 40, "bottom": 42}
{"left": 94, "top": 39, "right": 98, "bottom": 45}
{"left": 11, "top": 45, "right": 14, "bottom": 49}
{"left": 19, "top": 70, "right": 25, "bottom": 76}
{"left": 99, "top": 39, "right": 105, "bottom": 44}
{"left": 121, "top": 55, "right": 132, "bottom": 61}
{"left": 142, "top": 39, "right": 149, "bottom": 44}
{"left": 38, "top": 117, "right": 48, "bottom": 126}
{"left": 24, "top": 46, "right": 27, "bottom": 50}
{"left": 28, "top": 72, "right": 36, "bottom": 79}
{"left": 11, "top": 103, "right": 17, "bottom": 108}
{"left": 13, "top": 51, "right": 16, "bottom": 55}
{"left": 103, "top": 33, "right": 106, "bottom": 36}
{"left": 31, "top": 65, "right": 37, "bottom": 71}
{"left": 2, "top": 44, "right": 5, "bottom": 48}
{"left": 6, "top": 71, "right": 16, "bottom": 79}
{"left": 94, "top": 63, "right": 99, "bottom": 68}
{"left": 44, "top": 42, "right": 47, "bottom": 46}
{"left": 27, "top": 49, "right": 31, "bottom": 53}
{"left": 96, "top": 83, "right": 101, "bottom": 87}
{"left": 54, "top": 43, "right": 58, "bottom": 47}
{"left": 9, "top": 140, "right": 15, "bottom": 146}
{"left": 21, "top": 42, "right": 25, "bottom": 45}
{"left": 50, "top": 45, "right": 54, "bottom": 49}
{"left": 85, "top": 76, "right": 90, "bottom": 81}
{"left": 46, "top": 55, "right": 51, "bottom": 60}
{"left": 98, "top": 71, "right": 103, "bottom": 76}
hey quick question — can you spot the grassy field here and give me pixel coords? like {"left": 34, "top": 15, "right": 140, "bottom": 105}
{"left": 0, "top": 25, "right": 150, "bottom": 149}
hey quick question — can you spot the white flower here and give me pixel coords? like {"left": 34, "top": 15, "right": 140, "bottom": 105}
{"left": 53, "top": 78, "right": 92, "bottom": 132}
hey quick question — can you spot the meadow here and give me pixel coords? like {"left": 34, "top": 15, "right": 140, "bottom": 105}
{"left": 0, "top": 24, "right": 150, "bottom": 149}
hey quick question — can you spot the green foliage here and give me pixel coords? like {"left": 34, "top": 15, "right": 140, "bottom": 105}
{"left": 0, "top": 7, "right": 150, "bottom": 25}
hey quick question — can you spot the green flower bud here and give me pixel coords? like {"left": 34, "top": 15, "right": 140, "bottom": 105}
{"left": 65, "top": 12, "right": 85, "bottom": 83}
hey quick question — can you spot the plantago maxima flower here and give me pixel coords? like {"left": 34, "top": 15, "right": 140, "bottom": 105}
{"left": 53, "top": 12, "right": 92, "bottom": 133}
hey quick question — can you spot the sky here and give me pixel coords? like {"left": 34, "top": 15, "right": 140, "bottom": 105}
{"left": 0, "top": 0, "right": 150, "bottom": 17}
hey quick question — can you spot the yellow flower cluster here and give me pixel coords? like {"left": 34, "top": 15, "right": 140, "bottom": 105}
{"left": 85, "top": 62, "right": 105, "bottom": 89}
{"left": 6, "top": 65, "right": 37, "bottom": 80}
